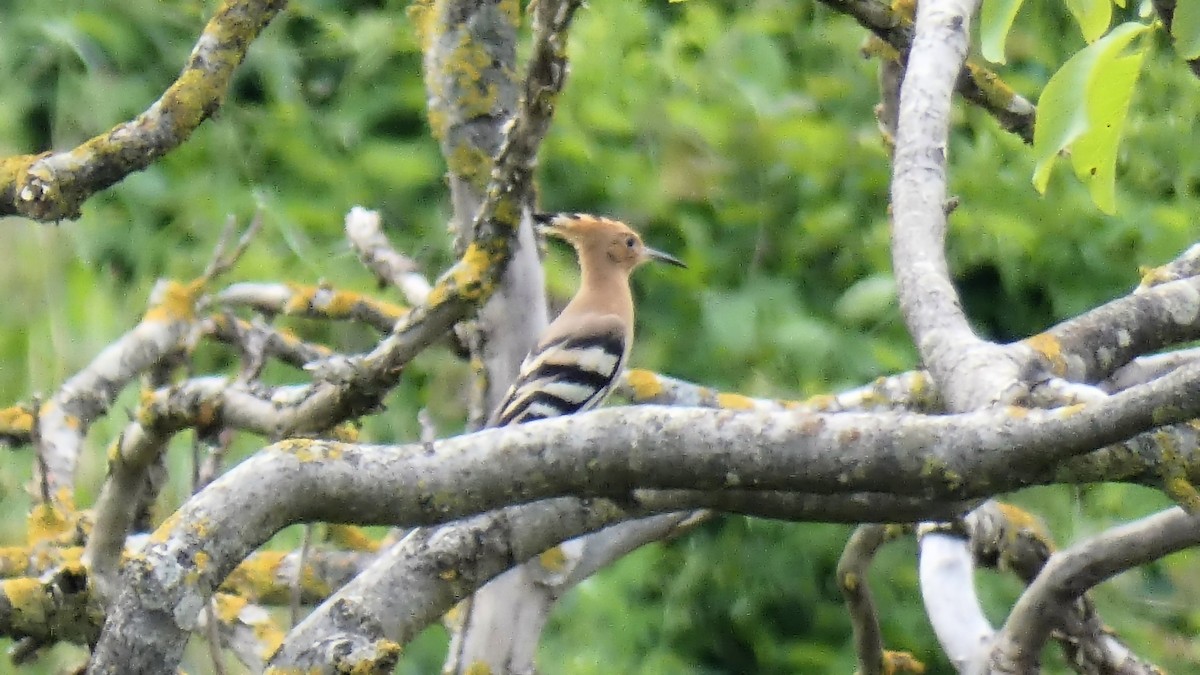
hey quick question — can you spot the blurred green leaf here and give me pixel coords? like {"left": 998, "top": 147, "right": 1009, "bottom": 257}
{"left": 834, "top": 274, "right": 897, "bottom": 325}
{"left": 1063, "top": 0, "right": 1112, "bottom": 42}
{"left": 1173, "top": 1, "right": 1200, "bottom": 60}
{"left": 1032, "top": 21, "right": 1147, "bottom": 213}
{"left": 980, "top": 0, "right": 1027, "bottom": 64}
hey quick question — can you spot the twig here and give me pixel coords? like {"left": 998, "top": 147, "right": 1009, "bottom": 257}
{"left": 30, "top": 396, "right": 49, "bottom": 504}
{"left": 204, "top": 600, "right": 229, "bottom": 675}
{"left": 290, "top": 525, "right": 313, "bottom": 628}
{"left": 838, "top": 524, "right": 914, "bottom": 675}
{"left": 344, "top": 207, "right": 432, "bottom": 305}
{"left": 202, "top": 211, "right": 265, "bottom": 285}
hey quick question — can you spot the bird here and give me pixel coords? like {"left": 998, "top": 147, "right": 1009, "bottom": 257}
{"left": 487, "top": 212, "right": 685, "bottom": 427}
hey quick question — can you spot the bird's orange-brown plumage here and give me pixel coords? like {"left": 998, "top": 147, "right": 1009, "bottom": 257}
{"left": 487, "top": 213, "right": 684, "bottom": 427}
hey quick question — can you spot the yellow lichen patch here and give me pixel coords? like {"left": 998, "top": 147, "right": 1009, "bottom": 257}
{"left": 255, "top": 622, "right": 287, "bottom": 661}
{"left": 1165, "top": 476, "right": 1200, "bottom": 513}
{"left": 0, "top": 405, "right": 33, "bottom": 436}
{"left": 283, "top": 284, "right": 319, "bottom": 314}
{"left": 451, "top": 242, "right": 501, "bottom": 301}
{"left": 1157, "top": 433, "right": 1200, "bottom": 512}
{"left": 326, "top": 525, "right": 380, "bottom": 552}
{"left": 882, "top": 649, "right": 926, "bottom": 674}
{"left": 443, "top": 600, "right": 465, "bottom": 629}
{"left": 1024, "top": 333, "right": 1067, "bottom": 376}
{"left": 717, "top": 392, "right": 756, "bottom": 410}
{"left": 995, "top": 503, "right": 1052, "bottom": 544}
{"left": 907, "top": 371, "right": 931, "bottom": 401}
{"left": 447, "top": 142, "right": 495, "bottom": 187}
{"left": 325, "top": 290, "right": 405, "bottom": 322}
{"left": 27, "top": 503, "right": 71, "bottom": 545}
{"left": 406, "top": 0, "right": 437, "bottom": 52}
{"left": 464, "top": 662, "right": 493, "bottom": 675}
{"left": 861, "top": 35, "right": 900, "bottom": 62}
{"left": 438, "top": 568, "right": 459, "bottom": 581}
{"left": 1057, "top": 403, "right": 1086, "bottom": 417}
{"left": 0, "top": 153, "right": 39, "bottom": 191}
{"left": 148, "top": 510, "right": 187, "bottom": 544}
{"left": 328, "top": 423, "right": 360, "bottom": 443}
{"left": 966, "top": 63, "right": 1017, "bottom": 108}
{"left": 191, "top": 517, "right": 212, "bottom": 541}
{"left": 919, "top": 456, "right": 957, "bottom": 490}
{"left": 277, "top": 439, "right": 344, "bottom": 463}
{"left": 54, "top": 489, "right": 77, "bottom": 513}
{"left": 624, "top": 369, "right": 663, "bottom": 400}
{"left": 538, "top": 545, "right": 568, "bottom": 574}
{"left": 0, "top": 547, "right": 30, "bottom": 576}
{"left": 498, "top": 0, "right": 520, "bottom": 27}
{"left": 448, "top": 32, "right": 501, "bottom": 107}
{"left": 143, "top": 279, "right": 201, "bottom": 323}
{"left": 222, "top": 550, "right": 331, "bottom": 603}
{"left": 1004, "top": 406, "right": 1028, "bottom": 419}
{"left": 840, "top": 570, "right": 859, "bottom": 592}
{"left": 1138, "top": 264, "right": 1172, "bottom": 288}
{"left": 3, "top": 578, "right": 47, "bottom": 628}
{"left": 214, "top": 592, "right": 248, "bottom": 623}
{"left": 223, "top": 551, "right": 285, "bottom": 600}
{"left": 58, "top": 546, "right": 84, "bottom": 566}
{"left": 802, "top": 393, "right": 836, "bottom": 410}
{"left": 889, "top": 0, "right": 916, "bottom": 22}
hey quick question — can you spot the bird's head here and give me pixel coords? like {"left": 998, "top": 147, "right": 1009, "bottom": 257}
{"left": 533, "top": 212, "right": 685, "bottom": 274}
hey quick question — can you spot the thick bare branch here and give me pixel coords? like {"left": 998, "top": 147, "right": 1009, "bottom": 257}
{"left": 919, "top": 527, "right": 994, "bottom": 672}
{"left": 0, "top": 0, "right": 285, "bottom": 221}
{"left": 890, "top": 0, "right": 1023, "bottom": 410}
{"left": 272, "top": 498, "right": 633, "bottom": 673}
{"left": 1031, "top": 275, "right": 1200, "bottom": 384}
{"left": 86, "top": 362, "right": 1200, "bottom": 673}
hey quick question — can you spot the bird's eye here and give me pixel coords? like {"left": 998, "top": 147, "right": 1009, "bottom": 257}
{"left": 625, "top": 236, "right": 636, "bottom": 248}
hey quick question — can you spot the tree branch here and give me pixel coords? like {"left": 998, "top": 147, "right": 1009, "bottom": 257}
{"left": 618, "top": 368, "right": 942, "bottom": 413}
{"left": 0, "top": 0, "right": 286, "bottom": 221}
{"left": 37, "top": 278, "right": 201, "bottom": 499}
{"left": 889, "top": 0, "right": 1023, "bottom": 410}
{"left": 216, "top": 282, "right": 407, "bottom": 333}
{"left": 343, "top": 207, "right": 434, "bottom": 306}
{"left": 838, "top": 524, "right": 923, "bottom": 675}
{"left": 86, "top": 361, "right": 1200, "bottom": 673}
{"left": 992, "top": 507, "right": 1200, "bottom": 673}
{"left": 965, "top": 502, "right": 1163, "bottom": 674}
{"left": 918, "top": 526, "right": 994, "bottom": 672}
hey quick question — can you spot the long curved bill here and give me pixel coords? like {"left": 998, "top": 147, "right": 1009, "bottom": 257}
{"left": 645, "top": 246, "right": 687, "bottom": 268}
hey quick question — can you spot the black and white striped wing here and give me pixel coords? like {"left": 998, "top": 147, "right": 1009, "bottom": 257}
{"left": 489, "top": 330, "right": 627, "bottom": 427}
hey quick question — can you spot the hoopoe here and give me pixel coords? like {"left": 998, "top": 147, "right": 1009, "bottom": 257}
{"left": 488, "top": 213, "right": 685, "bottom": 427}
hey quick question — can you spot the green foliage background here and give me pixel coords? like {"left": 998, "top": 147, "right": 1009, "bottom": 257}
{"left": 1, "top": 0, "right": 1199, "bottom": 672}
